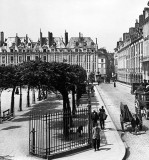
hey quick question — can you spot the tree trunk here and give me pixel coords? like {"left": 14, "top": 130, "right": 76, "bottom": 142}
{"left": 26, "top": 86, "right": 30, "bottom": 107}
{"left": 62, "top": 91, "right": 72, "bottom": 139}
{"left": 38, "top": 85, "right": 42, "bottom": 101}
{"left": 0, "top": 90, "right": 2, "bottom": 124}
{"left": 10, "top": 86, "right": 16, "bottom": 116}
{"left": 72, "top": 88, "right": 76, "bottom": 115}
{"left": 32, "top": 88, "right": 35, "bottom": 104}
{"left": 19, "top": 85, "right": 22, "bottom": 111}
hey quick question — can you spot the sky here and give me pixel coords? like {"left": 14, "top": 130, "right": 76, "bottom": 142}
{"left": 0, "top": 0, "right": 148, "bottom": 52}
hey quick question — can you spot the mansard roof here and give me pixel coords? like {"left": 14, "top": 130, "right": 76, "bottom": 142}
{"left": 40, "top": 37, "right": 65, "bottom": 48}
{"left": 66, "top": 37, "right": 95, "bottom": 48}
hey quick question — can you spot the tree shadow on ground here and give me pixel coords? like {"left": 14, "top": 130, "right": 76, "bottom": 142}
{"left": 1, "top": 126, "right": 21, "bottom": 130}
{"left": 12, "top": 96, "right": 63, "bottom": 122}
{"left": 11, "top": 91, "right": 100, "bottom": 124}
{"left": 0, "top": 155, "right": 14, "bottom": 160}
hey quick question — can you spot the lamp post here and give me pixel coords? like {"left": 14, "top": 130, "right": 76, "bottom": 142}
{"left": 85, "top": 80, "right": 91, "bottom": 144}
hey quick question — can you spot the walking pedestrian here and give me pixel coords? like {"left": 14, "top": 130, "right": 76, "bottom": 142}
{"left": 91, "top": 110, "right": 98, "bottom": 127}
{"left": 98, "top": 106, "right": 106, "bottom": 129}
{"left": 135, "top": 114, "right": 140, "bottom": 134}
{"left": 92, "top": 123, "right": 100, "bottom": 151}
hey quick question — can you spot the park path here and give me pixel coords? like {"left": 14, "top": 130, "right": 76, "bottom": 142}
{"left": 0, "top": 93, "right": 63, "bottom": 160}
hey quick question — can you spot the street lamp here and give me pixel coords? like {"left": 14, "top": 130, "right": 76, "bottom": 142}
{"left": 85, "top": 80, "right": 91, "bottom": 144}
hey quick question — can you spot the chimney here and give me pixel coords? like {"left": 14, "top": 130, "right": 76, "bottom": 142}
{"left": 0, "top": 31, "right": 4, "bottom": 47}
{"left": 123, "top": 33, "right": 129, "bottom": 42}
{"left": 79, "top": 32, "right": 81, "bottom": 38}
{"left": 139, "top": 14, "right": 144, "bottom": 27}
{"left": 26, "top": 34, "right": 28, "bottom": 44}
{"left": 15, "top": 33, "right": 19, "bottom": 46}
{"left": 129, "top": 27, "right": 135, "bottom": 35}
{"left": 65, "top": 30, "right": 68, "bottom": 46}
{"left": 48, "top": 32, "right": 53, "bottom": 47}
{"left": 144, "top": 7, "right": 149, "bottom": 19}
{"left": 135, "top": 19, "right": 139, "bottom": 29}
{"left": 40, "top": 29, "right": 42, "bottom": 46}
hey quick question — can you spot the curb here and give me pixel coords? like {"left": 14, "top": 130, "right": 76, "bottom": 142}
{"left": 48, "top": 145, "right": 92, "bottom": 160}
{"left": 95, "top": 85, "right": 127, "bottom": 160}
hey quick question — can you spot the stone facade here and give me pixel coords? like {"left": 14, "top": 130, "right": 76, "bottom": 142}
{"left": 114, "top": 6, "right": 149, "bottom": 84}
{"left": 0, "top": 30, "right": 107, "bottom": 80}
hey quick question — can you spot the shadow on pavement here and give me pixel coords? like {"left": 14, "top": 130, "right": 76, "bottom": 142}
{"left": 98, "top": 147, "right": 111, "bottom": 151}
{"left": 12, "top": 96, "right": 63, "bottom": 122}
{"left": 1, "top": 126, "right": 21, "bottom": 130}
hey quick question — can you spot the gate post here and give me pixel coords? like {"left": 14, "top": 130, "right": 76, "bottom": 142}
{"left": 32, "top": 128, "right": 35, "bottom": 154}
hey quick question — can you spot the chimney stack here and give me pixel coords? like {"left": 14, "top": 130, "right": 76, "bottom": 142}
{"left": 135, "top": 19, "right": 139, "bottom": 29}
{"left": 0, "top": 31, "right": 4, "bottom": 47}
{"left": 40, "top": 29, "right": 43, "bottom": 46}
{"left": 65, "top": 30, "right": 68, "bottom": 46}
{"left": 15, "top": 33, "right": 19, "bottom": 46}
{"left": 26, "top": 34, "right": 28, "bottom": 44}
{"left": 139, "top": 14, "right": 144, "bottom": 27}
{"left": 48, "top": 32, "right": 53, "bottom": 47}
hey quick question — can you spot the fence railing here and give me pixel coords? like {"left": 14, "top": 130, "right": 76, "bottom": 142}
{"left": 29, "top": 107, "right": 91, "bottom": 158}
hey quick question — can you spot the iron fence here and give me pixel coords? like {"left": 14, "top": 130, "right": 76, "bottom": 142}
{"left": 29, "top": 107, "right": 91, "bottom": 158}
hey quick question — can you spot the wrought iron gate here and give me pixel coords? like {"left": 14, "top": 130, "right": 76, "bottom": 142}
{"left": 29, "top": 107, "right": 91, "bottom": 158}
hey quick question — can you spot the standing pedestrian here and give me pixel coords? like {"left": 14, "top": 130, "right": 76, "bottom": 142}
{"left": 120, "top": 114, "right": 124, "bottom": 132}
{"left": 114, "top": 81, "right": 116, "bottom": 87}
{"left": 135, "top": 114, "right": 140, "bottom": 134}
{"left": 92, "top": 123, "right": 100, "bottom": 151}
{"left": 131, "top": 115, "right": 136, "bottom": 133}
{"left": 91, "top": 110, "right": 98, "bottom": 127}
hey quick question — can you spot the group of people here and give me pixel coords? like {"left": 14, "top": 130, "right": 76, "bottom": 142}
{"left": 91, "top": 106, "right": 107, "bottom": 151}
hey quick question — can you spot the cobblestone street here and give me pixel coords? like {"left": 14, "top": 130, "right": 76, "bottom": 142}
{"left": 97, "top": 82, "right": 149, "bottom": 160}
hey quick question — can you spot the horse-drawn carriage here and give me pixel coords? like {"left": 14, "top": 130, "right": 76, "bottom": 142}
{"left": 131, "top": 82, "right": 149, "bottom": 119}
{"left": 120, "top": 102, "right": 133, "bottom": 131}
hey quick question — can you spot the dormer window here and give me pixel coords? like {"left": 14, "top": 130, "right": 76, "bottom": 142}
{"left": 23, "top": 50, "right": 25, "bottom": 52}
{"left": 83, "top": 49, "right": 86, "bottom": 52}
{"left": 10, "top": 49, "right": 13, "bottom": 53}
{"left": 75, "top": 49, "right": 78, "bottom": 52}
{"left": 84, "top": 42, "right": 87, "bottom": 46}
{"left": 91, "top": 42, "right": 94, "bottom": 45}
{"left": 76, "top": 42, "right": 79, "bottom": 46}
{"left": 43, "top": 49, "right": 46, "bottom": 52}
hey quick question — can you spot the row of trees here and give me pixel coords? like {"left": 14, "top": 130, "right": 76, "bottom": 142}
{"left": 0, "top": 60, "right": 87, "bottom": 124}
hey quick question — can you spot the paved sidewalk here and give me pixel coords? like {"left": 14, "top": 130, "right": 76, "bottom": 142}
{"left": 0, "top": 85, "right": 126, "bottom": 160}
{"left": 55, "top": 85, "right": 126, "bottom": 160}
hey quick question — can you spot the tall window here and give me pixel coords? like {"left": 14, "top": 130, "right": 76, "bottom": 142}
{"left": 35, "top": 56, "right": 39, "bottom": 61}
{"left": 19, "top": 56, "right": 22, "bottom": 63}
{"left": 43, "top": 56, "right": 46, "bottom": 62}
{"left": 11, "top": 56, "right": 13, "bottom": 63}
{"left": 27, "top": 56, "right": 30, "bottom": 61}
{"left": 2, "top": 56, "right": 5, "bottom": 63}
